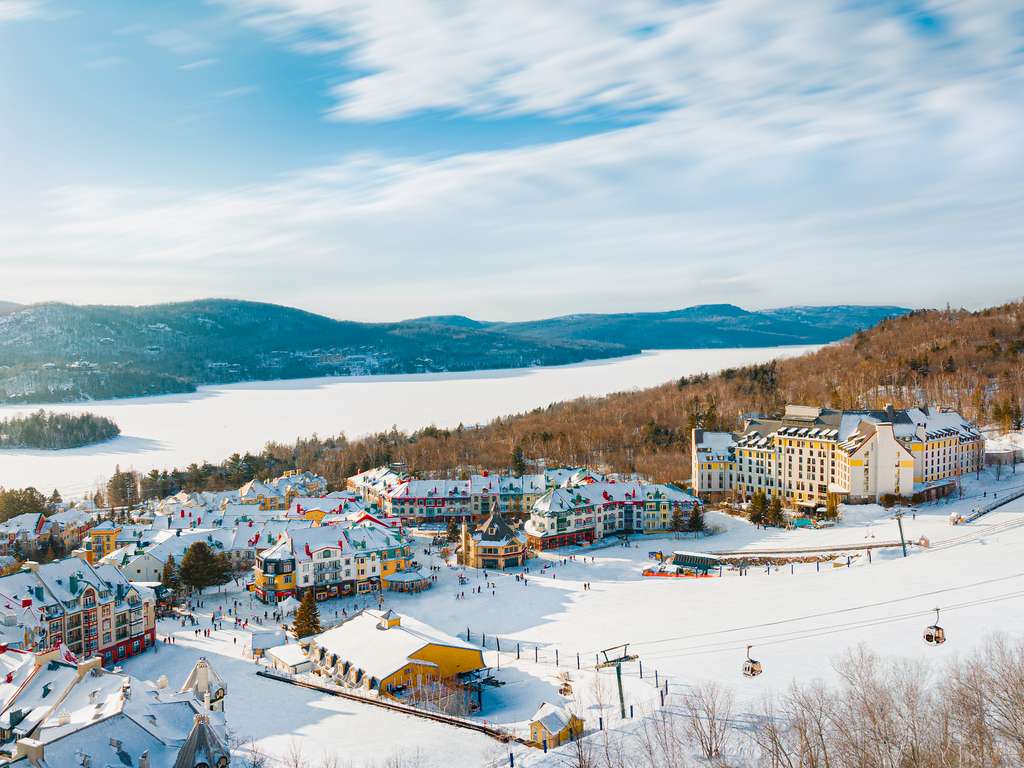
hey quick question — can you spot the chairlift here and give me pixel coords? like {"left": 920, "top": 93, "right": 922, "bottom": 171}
{"left": 743, "top": 645, "right": 763, "bottom": 678}
{"left": 923, "top": 608, "right": 946, "bottom": 646}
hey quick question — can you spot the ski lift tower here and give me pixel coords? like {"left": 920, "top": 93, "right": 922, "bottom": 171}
{"left": 595, "top": 643, "right": 639, "bottom": 719}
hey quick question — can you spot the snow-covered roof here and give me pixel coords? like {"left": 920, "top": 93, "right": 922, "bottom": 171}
{"left": 266, "top": 643, "right": 308, "bottom": 668}
{"left": 311, "top": 610, "right": 481, "bottom": 682}
{"left": 469, "top": 474, "right": 546, "bottom": 495}
{"left": 260, "top": 520, "right": 405, "bottom": 564}
{"left": 386, "top": 479, "right": 470, "bottom": 500}
{"left": 531, "top": 702, "right": 573, "bottom": 734}
{"left": 532, "top": 482, "right": 698, "bottom": 518}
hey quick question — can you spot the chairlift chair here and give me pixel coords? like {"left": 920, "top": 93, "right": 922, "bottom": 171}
{"left": 924, "top": 608, "right": 946, "bottom": 646}
{"left": 743, "top": 645, "right": 763, "bottom": 678}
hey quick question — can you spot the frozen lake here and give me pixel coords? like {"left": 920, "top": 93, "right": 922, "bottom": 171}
{"left": 0, "top": 345, "right": 817, "bottom": 497}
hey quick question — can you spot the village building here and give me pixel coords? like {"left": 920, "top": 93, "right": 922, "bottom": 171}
{"left": 0, "top": 650, "right": 229, "bottom": 767}
{"left": 529, "top": 702, "right": 584, "bottom": 748}
{"left": 0, "top": 514, "right": 47, "bottom": 557}
{"left": 0, "top": 557, "right": 156, "bottom": 666}
{"left": 254, "top": 521, "right": 414, "bottom": 603}
{"left": 524, "top": 482, "right": 701, "bottom": 550}
{"left": 346, "top": 466, "right": 408, "bottom": 505}
{"left": 43, "top": 508, "right": 94, "bottom": 552}
{"left": 458, "top": 500, "right": 528, "bottom": 570}
{"left": 307, "top": 610, "right": 484, "bottom": 702}
{"left": 692, "top": 404, "right": 985, "bottom": 507}
{"left": 378, "top": 473, "right": 550, "bottom": 526}
{"left": 468, "top": 473, "right": 546, "bottom": 521}
{"left": 265, "top": 641, "right": 312, "bottom": 674}
{"left": 379, "top": 479, "right": 472, "bottom": 525}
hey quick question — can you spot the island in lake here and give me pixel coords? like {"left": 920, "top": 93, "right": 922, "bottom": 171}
{"left": 0, "top": 409, "right": 120, "bottom": 450}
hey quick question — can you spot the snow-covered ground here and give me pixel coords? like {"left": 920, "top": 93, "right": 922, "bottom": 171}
{"left": 118, "top": 465, "right": 1024, "bottom": 767}
{"left": 0, "top": 346, "right": 816, "bottom": 498}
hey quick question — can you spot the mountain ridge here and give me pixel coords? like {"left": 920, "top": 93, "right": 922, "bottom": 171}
{"left": 0, "top": 298, "right": 908, "bottom": 404}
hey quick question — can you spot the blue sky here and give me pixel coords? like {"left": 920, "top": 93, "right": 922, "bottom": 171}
{"left": 1, "top": 0, "right": 1022, "bottom": 320}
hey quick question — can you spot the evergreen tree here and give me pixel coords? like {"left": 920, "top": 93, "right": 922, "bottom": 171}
{"left": 106, "top": 466, "right": 140, "bottom": 509}
{"left": 292, "top": 590, "right": 322, "bottom": 638}
{"left": 671, "top": 507, "right": 686, "bottom": 533}
{"left": 178, "top": 541, "right": 229, "bottom": 591}
{"left": 686, "top": 505, "right": 705, "bottom": 533}
{"left": 0, "top": 487, "right": 48, "bottom": 522}
{"left": 446, "top": 518, "right": 460, "bottom": 543}
{"left": 748, "top": 491, "right": 767, "bottom": 525}
{"left": 767, "top": 495, "right": 784, "bottom": 527}
{"left": 511, "top": 447, "right": 527, "bottom": 476}
{"left": 48, "top": 488, "right": 62, "bottom": 508}
{"left": 162, "top": 554, "right": 179, "bottom": 592}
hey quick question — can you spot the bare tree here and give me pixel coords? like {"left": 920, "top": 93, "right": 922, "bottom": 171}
{"left": 683, "top": 681, "right": 734, "bottom": 762}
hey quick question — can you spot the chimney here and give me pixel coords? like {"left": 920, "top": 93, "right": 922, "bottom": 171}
{"left": 138, "top": 752, "right": 150, "bottom": 768}
{"left": 884, "top": 403, "right": 895, "bottom": 422}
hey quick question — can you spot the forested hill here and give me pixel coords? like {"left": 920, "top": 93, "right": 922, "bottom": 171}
{"left": 409, "top": 304, "right": 906, "bottom": 349}
{"left": 125, "top": 301, "right": 1023, "bottom": 498}
{"left": 0, "top": 299, "right": 905, "bottom": 404}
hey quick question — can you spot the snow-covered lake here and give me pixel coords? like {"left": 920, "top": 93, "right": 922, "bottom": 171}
{"left": 0, "top": 345, "right": 817, "bottom": 497}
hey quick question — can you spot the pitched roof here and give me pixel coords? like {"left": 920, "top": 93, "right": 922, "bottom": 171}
{"left": 474, "top": 499, "right": 518, "bottom": 544}
{"left": 532, "top": 702, "right": 573, "bottom": 733}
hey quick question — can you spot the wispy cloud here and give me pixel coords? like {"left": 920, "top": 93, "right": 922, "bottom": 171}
{"left": 179, "top": 57, "right": 218, "bottom": 71}
{"left": 0, "top": 0, "right": 43, "bottom": 22}
{"left": 4, "top": 102, "right": 1022, "bottom": 317}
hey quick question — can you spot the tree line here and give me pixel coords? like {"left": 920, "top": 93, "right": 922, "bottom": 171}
{"left": 0, "top": 409, "right": 120, "bottom": 449}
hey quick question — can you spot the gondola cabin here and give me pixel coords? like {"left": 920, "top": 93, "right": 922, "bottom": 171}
{"left": 743, "top": 646, "right": 763, "bottom": 677}
{"left": 923, "top": 625, "right": 946, "bottom": 645}
{"left": 924, "top": 608, "right": 946, "bottom": 646}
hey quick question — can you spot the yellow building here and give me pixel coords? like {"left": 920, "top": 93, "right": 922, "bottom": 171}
{"left": 458, "top": 500, "right": 528, "bottom": 570}
{"left": 692, "top": 404, "right": 983, "bottom": 507}
{"left": 308, "top": 610, "right": 485, "bottom": 700}
{"left": 529, "top": 702, "right": 584, "bottom": 748}
{"left": 83, "top": 521, "right": 121, "bottom": 564}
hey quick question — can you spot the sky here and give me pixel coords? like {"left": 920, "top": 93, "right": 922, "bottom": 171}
{"left": 1, "top": 0, "right": 1022, "bottom": 321}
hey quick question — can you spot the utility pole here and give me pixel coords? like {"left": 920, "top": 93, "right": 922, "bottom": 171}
{"left": 595, "top": 644, "right": 638, "bottom": 719}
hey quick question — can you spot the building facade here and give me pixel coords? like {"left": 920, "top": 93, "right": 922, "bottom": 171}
{"left": 524, "top": 482, "right": 701, "bottom": 550}
{"left": 254, "top": 522, "right": 412, "bottom": 603}
{"left": 0, "top": 557, "right": 156, "bottom": 666}
{"left": 458, "top": 501, "right": 528, "bottom": 570}
{"left": 692, "top": 404, "right": 984, "bottom": 507}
